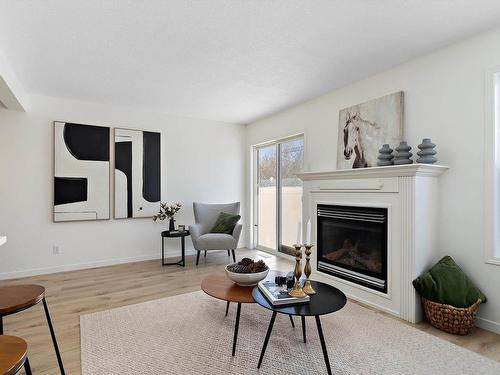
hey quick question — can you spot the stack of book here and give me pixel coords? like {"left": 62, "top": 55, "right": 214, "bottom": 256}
{"left": 258, "top": 279, "right": 310, "bottom": 306}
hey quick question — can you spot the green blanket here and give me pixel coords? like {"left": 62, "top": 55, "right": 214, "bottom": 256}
{"left": 412, "top": 256, "right": 486, "bottom": 308}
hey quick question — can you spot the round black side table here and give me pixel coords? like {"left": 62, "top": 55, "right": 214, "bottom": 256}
{"left": 161, "top": 230, "right": 190, "bottom": 267}
{"left": 252, "top": 281, "right": 347, "bottom": 375}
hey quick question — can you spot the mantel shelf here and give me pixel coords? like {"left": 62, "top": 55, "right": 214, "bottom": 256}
{"left": 296, "top": 164, "right": 449, "bottom": 181}
{"left": 0, "top": 236, "right": 6, "bottom": 247}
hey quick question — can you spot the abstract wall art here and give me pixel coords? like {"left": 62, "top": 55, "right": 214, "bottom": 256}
{"left": 114, "top": 128, "right": 161, "bottom": 218}
{"left": 337, "top": 91, "right": 404, "bottom": 169}
{"left": 54, "top": 121, "right": 110, "bottom": 222}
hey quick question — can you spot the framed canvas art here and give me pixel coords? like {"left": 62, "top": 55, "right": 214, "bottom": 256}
{"left": 337, "top": 92, "right": 404, "bottom": 169}
{"left": 54, "top": 121, "right": 110, "bottom": 222}
{"left": 114, "top": 128, "right": 161, "bottom": 218}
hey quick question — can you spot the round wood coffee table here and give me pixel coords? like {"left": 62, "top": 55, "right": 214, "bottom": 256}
{"left": 201, "top": 273, "right": 255, "bottom": 356}
{"left": 0, "top": 285, "right": 65, "bottom": 374}
{"left": 252, "top": 280, "right": 347, "bottom": 375}
{"left": 0, "top": 335, "right": 32, "bottom": 375}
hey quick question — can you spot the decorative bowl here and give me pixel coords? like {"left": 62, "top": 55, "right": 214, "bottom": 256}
{"left": 224, "top": 264, "right": 269, "bottom": 286}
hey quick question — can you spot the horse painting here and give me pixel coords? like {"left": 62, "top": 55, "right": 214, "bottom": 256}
{"left": 337, "top": 92, "right": 404, "bottom": 170}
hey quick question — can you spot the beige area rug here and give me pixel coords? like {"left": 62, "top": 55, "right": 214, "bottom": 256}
{"left": 80, "top": 291, "right": 500, "bottom": 374}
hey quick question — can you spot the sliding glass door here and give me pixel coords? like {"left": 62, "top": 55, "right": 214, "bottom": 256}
{"left": 255, "top": 136, "right": 304, "bottom": 255}
{"left": 256, "top": 144, "right": 277, "bottom": 250}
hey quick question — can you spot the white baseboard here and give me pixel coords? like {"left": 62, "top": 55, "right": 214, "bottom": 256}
{"left": 0, "top": 248, "right": 254, "bottom": 281}
{"left": 0, "top": 251, "right": 196, "bottom": 280}
{"left": 476, "top": 316, "right": 500, "bottom": 334}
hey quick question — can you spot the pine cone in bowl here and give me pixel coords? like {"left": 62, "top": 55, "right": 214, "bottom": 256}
{"left": 252, "top": 260, "right": 267, "bottom": 273}
{"left": 225, "top": 258, "right": 270, "bottom": 286}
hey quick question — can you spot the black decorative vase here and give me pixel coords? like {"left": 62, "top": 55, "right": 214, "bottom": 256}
{"left": 169, "top": 218, "right": 176, "bottom": 232}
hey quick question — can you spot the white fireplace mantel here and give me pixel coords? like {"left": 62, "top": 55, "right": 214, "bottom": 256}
{"left": 297, "top": 164, "right": 449, "bottom": 181}
{"left": 298, "top": 164, "right": 448, "bottom": 323}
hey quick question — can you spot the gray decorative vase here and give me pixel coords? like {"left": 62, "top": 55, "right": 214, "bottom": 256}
{"left": 394, "top": 141, "right": 413, "bottom": 165}
{"left": 417, "top": 138, "right": 437, "bottom": 164}
{"left": 377, "top": 144, "right": 394, "bottom": 166}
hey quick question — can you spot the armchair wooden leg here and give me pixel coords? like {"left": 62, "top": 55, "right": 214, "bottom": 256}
{"left": 204, "top": 251, "right": 207, "bottom": 257}
{"left": 196, "top": 251, "right": 201, "bottom": 266}
{"left": 231, "top": 249, "right": 236, "bottom": 263}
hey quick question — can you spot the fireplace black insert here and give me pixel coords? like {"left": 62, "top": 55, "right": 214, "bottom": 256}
{"left": 317, "top": 204, "right": 388, "bottom": 293}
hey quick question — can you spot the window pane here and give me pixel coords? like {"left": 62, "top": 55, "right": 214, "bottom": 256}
{"left": 280, "top": 138, "right": 304, "bottom": 255}
{"left": 257, "top": 145, "right": 277, "bottom": 250}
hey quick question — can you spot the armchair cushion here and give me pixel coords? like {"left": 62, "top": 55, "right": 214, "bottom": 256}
{"left": 196, "top": 233, "right": 238, "bottom": 250}
{"left": 210, "top": 212, "right": 241, "bottom": 234}
{"left": 193, "top": 202, "right": 240, "bottom": 234}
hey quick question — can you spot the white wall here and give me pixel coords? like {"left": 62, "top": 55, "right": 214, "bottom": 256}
{"left": 0, "top": 95, "right": 246, "bottom": 278}
{"left": 246, "top": 27, "right": 500, "bottom": 333}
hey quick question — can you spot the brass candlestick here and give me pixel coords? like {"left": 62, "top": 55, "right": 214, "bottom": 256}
{"left": 289, "top": 244, "right": 307, "bottom": 298}
{"left": 302, "top": 244, "right": 316, "bottom": 295}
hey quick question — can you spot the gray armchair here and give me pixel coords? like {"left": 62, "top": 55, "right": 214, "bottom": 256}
{"left": 190, "top": 202, "right": 242, "bottom": 266}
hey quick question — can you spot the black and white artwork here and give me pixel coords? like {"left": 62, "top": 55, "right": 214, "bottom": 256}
{"left": 54, "top": 121, "right": 110, "bottom": 222}
{"left": 337, "top": 92, "right": 404, "bottom": 169}
{"left": 114, "top": 128, "right": 161, "bottom": 218}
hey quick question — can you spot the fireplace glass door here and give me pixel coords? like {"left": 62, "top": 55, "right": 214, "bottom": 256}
{"left": 317, "top": 205, "right": 388, "bottom": 293}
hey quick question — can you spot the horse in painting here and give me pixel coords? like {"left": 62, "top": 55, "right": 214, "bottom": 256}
{"left": 342, "top": 109, "right": 380, "bottom": 168}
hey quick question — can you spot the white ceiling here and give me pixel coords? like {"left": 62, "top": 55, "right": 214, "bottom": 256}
{"left": 1, "top": 1, "right": 500, "bottom": 124}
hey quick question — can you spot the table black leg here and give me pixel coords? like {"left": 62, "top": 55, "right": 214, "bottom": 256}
{"left": 302, "top": 316, "right": 306, "bottom": 343}
{"left": 315, "top": 315, "right": 331, "bottom": 375}
{"left": 232, "top": 302, "right": 241, "bottom": 356}
{"left": 0, "top": 315, "right": 3, "bottom": 335}
{"left": 225, "top": 301, "right": 230, "bottom": 316}
{"left": 257, "top": 311, "right": 277, "bottom": 369}
{"left": 24, "top": 357, "right": 32, "bottom": 375}
{"left": 161, "top": 237, "right": 165, "bottom": 266}
{"left": 42, "top": 298, "right": 65, "bottom": 375}
{"left": 181, "top": 236, "right": 186, "bottom": 267}
{"left": 289, "top": 315, "right": 295, "bottom": 328}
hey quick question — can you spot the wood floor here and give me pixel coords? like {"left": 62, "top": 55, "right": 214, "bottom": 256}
{"left": 1, "top": 248, "right": 499, "bottom": 374}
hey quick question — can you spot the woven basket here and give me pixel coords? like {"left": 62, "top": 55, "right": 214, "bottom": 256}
{"left": 421, "top": 297, "right": 481, "bottom": 335}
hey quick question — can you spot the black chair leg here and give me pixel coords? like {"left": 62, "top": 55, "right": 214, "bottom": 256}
{"left": 42, "top": 298, "right": 65, "bottom": 375}
{"left": 204, "top": 250, "right": 207, "bottom": 257}
{"left": 289, "top": 315, "right": 295, "bottom": 328}
{"left": 196, "top": 251, "right": 201, "bottom": 266}
{"left": 0, "top": 315, "right": 3, "bottom": 335}
{"left": 231, "top": 249, "right": 236, "bottom": 262}
{"left": 227, "top": 250, "right": 230, "bottom": 256}
{"left": 225, "top": 301, "right": 230, "bottom": 316}
{"left": 24, "top": 357, "right": 32, "bottom": 375}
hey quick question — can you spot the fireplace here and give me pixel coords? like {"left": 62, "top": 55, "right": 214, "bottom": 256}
{"left": 317, "top": 204, "right": 388, "bottom": 293}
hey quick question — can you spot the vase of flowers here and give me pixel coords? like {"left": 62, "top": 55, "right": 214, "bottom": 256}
{"left": 153, "top": 202, "right": 182, "bottom": 231}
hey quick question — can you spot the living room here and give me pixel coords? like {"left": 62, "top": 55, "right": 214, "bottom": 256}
{"left": 1, "top": 1, "right": 500, "bottom": 374}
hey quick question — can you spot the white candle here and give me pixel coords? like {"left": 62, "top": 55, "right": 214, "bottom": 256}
{"left": 296, "top": 221, "right": 303, "bottom": 245}
{"left": 306, "top": 219, "right": 311, "bottom": 245}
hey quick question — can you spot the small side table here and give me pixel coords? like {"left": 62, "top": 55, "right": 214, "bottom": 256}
{"left": 161, "top": 230, "right": 190, "bottom": 267}
{"left": 0, "top": 335, "right": 32, "bottom": 375}
{"left": 253, "top": 281, "right": 347, "bottom": 375}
